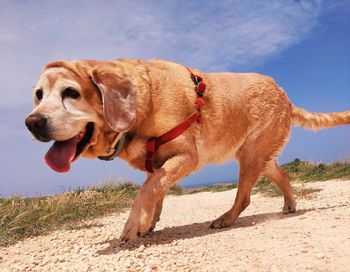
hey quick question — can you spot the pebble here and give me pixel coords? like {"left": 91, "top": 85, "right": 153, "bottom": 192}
{"left": 300, "top": 248, "right": 308, "bottom": 253}
{"left": 315, "top": 252, "right": 325, "bottom": 259}
{"left": 139, "top": 245, "right": 145, "bottom": 252}
{"left": 270, "top": 264, "right": 281, "bottom": 272}
{"left": 144, "top": 266, "right": 153, "bottom": 272}
{"left": 125, "top": 260, "right": 134, "bottom": 268}
{"left": 305, "top": 266, "right": 313, "bottom": 270}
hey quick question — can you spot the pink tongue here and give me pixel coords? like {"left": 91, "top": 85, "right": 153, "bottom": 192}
{"left": 44, "top": 135, "right": 81, "bottom": 173}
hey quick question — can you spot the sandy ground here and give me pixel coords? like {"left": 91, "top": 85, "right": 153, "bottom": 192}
{"left": 1, "top": 179, "right": 350, "bottom": 272}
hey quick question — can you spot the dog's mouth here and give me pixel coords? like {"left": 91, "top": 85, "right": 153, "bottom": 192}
{"left": 44, "top": 123, "right": 94, "bottom": 173}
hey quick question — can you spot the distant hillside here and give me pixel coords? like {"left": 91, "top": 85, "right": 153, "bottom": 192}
{"left": 281, "top": 158, "right": 350, "bottom": 182}
{"left": 255, "top": 159, "right": 350, "bottom": 197}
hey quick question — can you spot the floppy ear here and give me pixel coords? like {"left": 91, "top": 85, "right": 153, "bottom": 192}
{"left": 90, "top": 68, "right": 136, "bottom": 132}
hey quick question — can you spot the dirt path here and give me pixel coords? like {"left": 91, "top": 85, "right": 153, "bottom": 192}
{"left": 1, "top": 179, "right": 350, "bottom": 272}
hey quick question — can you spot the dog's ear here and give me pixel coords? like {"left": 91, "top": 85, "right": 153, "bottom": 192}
{"left": 90, "top": 68, "right": 136, "bottom": 132}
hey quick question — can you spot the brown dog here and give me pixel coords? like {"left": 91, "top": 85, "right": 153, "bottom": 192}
{"left": 25, "top": 59, "right": 350, "bottom": 241}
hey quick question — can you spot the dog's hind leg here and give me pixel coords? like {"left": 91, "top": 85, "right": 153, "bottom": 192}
{"left": 210, "top": 119, "right": 291, "bottom": 229}
{"left": 210, "top": 146, "right": 264, "bottom": 229}
{"left": 263, "top": 160, "right": 296, "bottom": 213}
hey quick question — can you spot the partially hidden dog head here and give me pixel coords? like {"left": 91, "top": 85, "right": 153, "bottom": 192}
{"left": 25, "top": 60, "right": 137, "bottom": 173}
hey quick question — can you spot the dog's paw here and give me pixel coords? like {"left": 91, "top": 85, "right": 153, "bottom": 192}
{"left": 210, "top": 212, "right": 235, "bottom": 229}
{"left": 120, "top": 206, "right": 154, "bottom": 242}
{"left": 120, "top": 222, "right": 148, "bottom": 241}
{"left": 120, "top": 218, "right": 152, "bottom": 241}
{"left": 282, "top": 200, "right": 296, "bottom": 214}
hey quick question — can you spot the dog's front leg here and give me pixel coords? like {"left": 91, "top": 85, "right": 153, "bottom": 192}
{"left": 120, "top": 152, "right": 198, "bottom": 241}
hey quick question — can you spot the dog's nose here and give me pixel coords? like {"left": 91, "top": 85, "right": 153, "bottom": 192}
{"left": 25, "top": 114, "right": 47, "bottom": 133}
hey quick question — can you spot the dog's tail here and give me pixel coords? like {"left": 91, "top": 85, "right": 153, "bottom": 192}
{"left": 291, "top": 105, "right": 350, "bottom": 131}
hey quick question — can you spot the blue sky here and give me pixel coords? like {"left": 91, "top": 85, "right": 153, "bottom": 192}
{"left": 0, "top": 0, "right": 349, "bottom": 197}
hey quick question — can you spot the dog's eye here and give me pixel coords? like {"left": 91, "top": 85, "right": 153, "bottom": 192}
{"left": 62, "top": 87, "right": 80, "bottom": 99}
{"left": 35, "top": 89, "right": 43, "bottom": 101}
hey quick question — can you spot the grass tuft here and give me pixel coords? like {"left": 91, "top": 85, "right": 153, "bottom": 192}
{"left": 187, "top": 183, "right": 237, "bottom": 194}
{"left": 281, "top": 158, "right": 350, "bottom": 182}
{"left": 0, "top": 180, "right": 188, "bottom": 246}
{"left": 0, "top": 181, "right": 138, "bottom": 247}
{"left": 168, "top": 183, "right": 184, "bottom": 195}
{"left": 254, "top": 159, "right": 350, "bottom": 197}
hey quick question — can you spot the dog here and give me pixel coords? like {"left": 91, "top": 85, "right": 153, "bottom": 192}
{"left": 25, "top": 58, "right": 350, "bottom": 241}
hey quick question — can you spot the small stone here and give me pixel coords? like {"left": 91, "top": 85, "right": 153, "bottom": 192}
{"left": 136, "top": 253, "right": 143, "bottom": 258}
{"left": 305, "top": 264, "right": 313, "bottom": 270}
{"left": 144, "top": 266, "right": 152, "bottom": 272}
{"left": 125, "top": 260, "right": 134, "bottom": 268}
{"left": 301, "top": 248, "right": 308, "bottom": 253}
{"left": 139, "top": 245, "right": 145, "bottom": 252}
{"left": 270, "top": 264, "right": 281, "bottom": 272}
{"left": 73, "top": 246, "right": 81, "bottom": 254}
{"left": 315, "top": 252, "right": 325, "bottom": 259}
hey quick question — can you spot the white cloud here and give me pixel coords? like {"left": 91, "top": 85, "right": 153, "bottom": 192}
{"left": 0, "top": 0, "right": 328, "bottom": 107}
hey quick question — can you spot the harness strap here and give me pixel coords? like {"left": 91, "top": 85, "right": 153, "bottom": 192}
{"left": 145, "top": 67, "right": 206, "bottom": 173}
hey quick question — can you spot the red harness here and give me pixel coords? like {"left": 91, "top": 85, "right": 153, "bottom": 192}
{"left": 145, "top": 67, "right": 206, "bottom": 173}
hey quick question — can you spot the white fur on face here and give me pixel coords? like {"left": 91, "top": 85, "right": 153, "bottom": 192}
{"left": 29, "top": 68, "right": 98, "bottom": 141}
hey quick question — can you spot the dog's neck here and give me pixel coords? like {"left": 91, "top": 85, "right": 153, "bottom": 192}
{"left": 97, "top": 131, "right": 127, "bottom": 161}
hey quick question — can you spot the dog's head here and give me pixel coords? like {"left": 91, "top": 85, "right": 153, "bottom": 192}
{"left": 25, "top": 60, "right": 137, "bottom": 173}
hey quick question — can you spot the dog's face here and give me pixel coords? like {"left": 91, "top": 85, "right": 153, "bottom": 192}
{"left": 25, "top": 60, "right": 136, "bottom": 173}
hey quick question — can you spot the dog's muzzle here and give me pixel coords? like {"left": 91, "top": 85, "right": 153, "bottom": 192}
{"left": 25, "top": 114, "right": 50, "bottom": 142}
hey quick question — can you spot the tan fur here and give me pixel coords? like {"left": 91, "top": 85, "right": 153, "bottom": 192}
{"left": 292, "top": 105, "right": 350, "bottom": 131}
{"left": 27, "top": 58, "right": 350, "bottom": 241}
